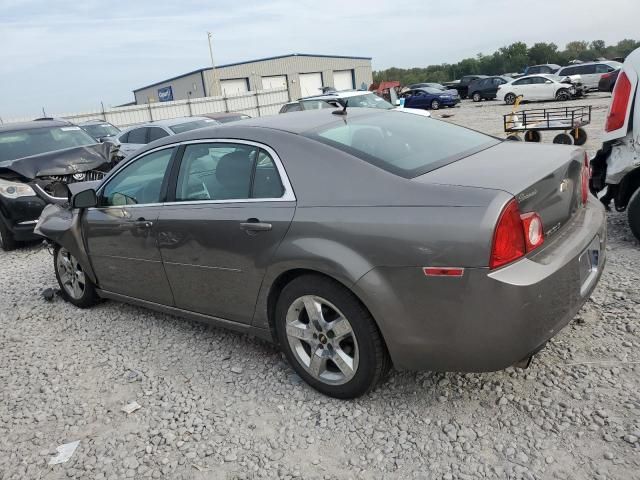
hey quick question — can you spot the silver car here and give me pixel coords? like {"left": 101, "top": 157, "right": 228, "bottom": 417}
{"left": 116, "top": 117, "right": 219, "bottom": 157}
{"left": 35, "top": 108, "right": 606, "bottom": 398}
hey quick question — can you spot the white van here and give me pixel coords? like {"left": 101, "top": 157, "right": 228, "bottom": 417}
{"left": 557, "top": 61, "right": 622, "bottom": 91}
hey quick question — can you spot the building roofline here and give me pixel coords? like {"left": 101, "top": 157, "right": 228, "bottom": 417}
{"left": 133, "top": 53, "right": 372, "bottom": 93}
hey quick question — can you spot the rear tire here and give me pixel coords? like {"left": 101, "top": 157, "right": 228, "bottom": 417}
{"left": 430, "top": 99, "right": 441, "bottom": 110}
{"left": 54, "top": 245, "right": 99, "bottom": 308}
{"left": 572, "top": 127, "right": 588, "bottom": 146}
{"left": 505, "top": 93, "right": 517, "bottom": 105}
{"left": 0, "top": 219, "right": 17, "bottom": 251}
{"left": 628, "top": 186, "right": 640, "bottom": 243}
{"left": 275, "top": 274, "right": 390, "bottom": 399}
{"left": 553, "top": 133, "right": 574, "bottom": 145}
{"left": 472, "top": 92, "right": 482, "bottom": 102}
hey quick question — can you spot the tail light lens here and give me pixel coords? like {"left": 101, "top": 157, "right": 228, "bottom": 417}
{"left": 490, "top": 199, "right": 545, "bottom": 269}
{"left": 581, "top": 152, "right": 590, "bottom": 206}
{"left": 605, "top": 71, "right": 632, "bottom": 132}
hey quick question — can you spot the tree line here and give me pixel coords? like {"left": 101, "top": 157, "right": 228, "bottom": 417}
{"left": 373, "top": 39, "right": 640, "bottom": 85}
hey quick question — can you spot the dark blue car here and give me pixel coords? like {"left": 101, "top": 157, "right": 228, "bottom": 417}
{"left": 401, "top": 87, "right": 460, "bottom": 110}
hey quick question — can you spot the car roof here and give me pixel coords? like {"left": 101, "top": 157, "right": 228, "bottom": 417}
{"left": 0, "top": 119, "right": 72, "bottom": 133}
{"left": 205, "top": 112, "right": 250, "bottom": 119}
{"left": 560, "top": 61, "right": 621, "bottom": 69}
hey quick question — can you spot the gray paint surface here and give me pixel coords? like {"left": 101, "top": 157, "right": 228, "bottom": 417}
{"left": 35, "top": 109, "right": 606, "bottom": 372}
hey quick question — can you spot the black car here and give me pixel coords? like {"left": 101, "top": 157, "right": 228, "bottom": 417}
{"left": 598, "top": 69, "right": 620, "bottom": 92}
{"left": 79, "top": 120, "right": 121, "bottom": 142}
{"left": 0, "top": 119, "right": 119, "bottom": 250}
{"left": 443, "top": 75, "right": 487, "bottom": 99}
{"left": 468, "top": 76, "right": 512, "bottom": 102}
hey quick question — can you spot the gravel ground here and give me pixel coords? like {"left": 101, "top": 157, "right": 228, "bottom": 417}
{"left": 1, "top": 94, "right": 640, "bottom": 480}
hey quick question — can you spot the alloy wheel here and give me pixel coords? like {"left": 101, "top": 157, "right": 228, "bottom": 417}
{"left": 56, "top": 248, "right": 86, "bottom": 300}
{"left": 285, "top": 295, "right": 359, "bottom": 385}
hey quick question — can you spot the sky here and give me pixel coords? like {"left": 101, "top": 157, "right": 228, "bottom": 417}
{"left": 1, "top": 0, "right": 639, "bottom": 119}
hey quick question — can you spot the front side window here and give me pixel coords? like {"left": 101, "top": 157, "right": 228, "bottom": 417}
{"left": 175, "top": 143, "right": 284, "bottom": 201}
{"left": 304, "top": 112, "right": 497, "bottom": 179}
{"left": 301, "top": 100, "right": 334, "bottom": 110}
{"left": 100, "top": 148, "right": 174, "bottom": 206}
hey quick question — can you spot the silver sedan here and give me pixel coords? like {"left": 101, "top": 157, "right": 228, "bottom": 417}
{"left": 36, "top": 108, "right": 606, "bottom": 398}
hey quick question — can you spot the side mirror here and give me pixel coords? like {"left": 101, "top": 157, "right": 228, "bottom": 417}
{"left": 71, "top": 189, "right": 98, "bottom": 209}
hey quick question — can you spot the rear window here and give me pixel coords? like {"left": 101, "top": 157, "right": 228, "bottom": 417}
{"left": 0, "top": 126, "right": 96, "bottom": 161}
{"left": 303, "top": 112, "right": 498, "bottom": 178}
{"left": 169, "top": 119, "right": 217, "bottom": 134}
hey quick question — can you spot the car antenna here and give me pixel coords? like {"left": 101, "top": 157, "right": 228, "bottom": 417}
{"left": 332, "top": 100, "right": 348, "bottom": 116}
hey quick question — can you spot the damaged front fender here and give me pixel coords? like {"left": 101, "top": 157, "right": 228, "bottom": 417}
{"left": 35, "top": 204, "right": 97, "bottom": 284}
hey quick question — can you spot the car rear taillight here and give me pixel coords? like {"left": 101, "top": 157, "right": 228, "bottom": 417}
{"left": 581, "top": 152, "right": 590, "bottom": 206}
{"left": 605, "top": 71, "right": 632, "bottom": 132}
{"left": 489, "top": 199, "right": 545, "bottom": 269}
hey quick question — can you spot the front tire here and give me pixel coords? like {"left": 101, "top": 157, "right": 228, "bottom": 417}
{"left": 0, "top": 219, "right": 17, "bottom": 251}
{"left": 628, "top": 186, "right": 640, "bottom": 242}
{"left": 54, "top": 246, "right": 98, "bottom": 308}
{"left": 556, "top": 89, "right": 571, "bottom": 101}
{"left": 275, "top": 275, "right": 390, "bottom": 399}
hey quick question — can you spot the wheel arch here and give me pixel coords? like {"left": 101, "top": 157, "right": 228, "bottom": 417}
{"left": 616, "top": 166, "right": 640, "bottom": 210}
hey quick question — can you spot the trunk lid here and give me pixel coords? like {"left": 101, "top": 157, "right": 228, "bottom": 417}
{"left": 416, "top": 141, "right": 585, "bottom": 238}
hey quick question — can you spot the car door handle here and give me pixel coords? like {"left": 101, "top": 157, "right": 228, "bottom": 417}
{"left": 133, "top": 219, "right": 153, "bottom": 228}
{"left": 239, "top": 220, "right": 272, "bottom": 232}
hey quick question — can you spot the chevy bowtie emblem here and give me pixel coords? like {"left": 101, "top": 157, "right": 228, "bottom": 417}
{"left": 559, "top": 179, "right": 569, "bottom": 192}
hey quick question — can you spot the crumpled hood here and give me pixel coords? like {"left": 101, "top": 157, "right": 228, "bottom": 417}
{"left": 0, "top": 142, "right": 112, "bottom": 180}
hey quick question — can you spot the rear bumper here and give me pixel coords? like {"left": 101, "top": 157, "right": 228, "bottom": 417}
{"left": 0, "top": 195, "right": 46, "bottom": 241}
{"left": 353, "top": 197, "right": 607, "bottom": 372}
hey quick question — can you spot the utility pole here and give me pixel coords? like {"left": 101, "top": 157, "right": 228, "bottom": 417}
{"left": 207, "top": 32, "right": 220, "bottom": 97}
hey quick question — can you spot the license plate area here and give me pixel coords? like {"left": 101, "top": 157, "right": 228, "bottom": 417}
{"left": 578, "top": 235, "right": 601, "bottom": 296}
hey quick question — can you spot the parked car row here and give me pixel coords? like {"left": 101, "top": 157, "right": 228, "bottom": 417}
{"left": 0, "top": 112, "right": 253, "bottom": 250}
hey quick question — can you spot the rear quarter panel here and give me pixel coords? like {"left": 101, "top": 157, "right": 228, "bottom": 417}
{"left": 603, "top": 48, "right": 640, "bottom": 142}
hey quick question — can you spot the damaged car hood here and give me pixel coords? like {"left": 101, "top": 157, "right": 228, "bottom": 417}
{"left": 0, "top": 142, "right": 114, "bottom": 180}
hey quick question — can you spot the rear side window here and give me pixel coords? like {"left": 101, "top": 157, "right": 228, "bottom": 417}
{"left": 281, "top": 103, "right": 302, "bottom": 113}
{"left": 304, "top": 112, "right": 498, "bottom": 179}
{"left": 148, "top": 127, "right": 169, "bottom": 142}
{"left": 127, "top": 128, "right": 147, "bottom": 144}
{"left": 175, "top": 143, "right": 284, "bottom": 201}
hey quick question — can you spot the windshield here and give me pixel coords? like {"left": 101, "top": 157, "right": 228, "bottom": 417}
{"left": 303, "top": 112, "right": 498, "bottom": 179}
{"left": 82, "top": 123, "right": 120, "bottom": 139}
{"left": 0, "top": 126, "right": 96, "bottom": 161}
{"left": 340, "top": 93, "right": 394, "bottom": 110}
{"left": 169, "top": 119, "right": 217, "bottom": 134}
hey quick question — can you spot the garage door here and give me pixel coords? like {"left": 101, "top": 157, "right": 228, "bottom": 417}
{"left": 299, "top": 72, "right": 323, "bottom": 97}
{"left": 333, "top": 70, "right": 354, "bottom": 91}
{"left": 220, "top": 78, "right": 249, "bottom": 96}
{"left": 262, "top": 75, "right": 287, "bottom": 90}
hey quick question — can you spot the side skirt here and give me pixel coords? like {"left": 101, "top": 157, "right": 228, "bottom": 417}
{"left": 96, "top": 289, "right": 252, "bottom": 335}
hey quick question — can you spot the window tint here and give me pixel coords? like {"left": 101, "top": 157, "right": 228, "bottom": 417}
{"left": 176, "top": 143, "right": 285, "bottom": 201}
{"left": 101, "top": 148, "right": 173, "bottom": 206}
{"left": 304, "top": 112, "right": 497, "bottom": 179}
{"left": 148, "top": 127, "right": 169, "bottom": 142}
{"left": 118, "top": 131, "right": 129, "bottom": 143}
{"left": 253, "top": 150, "right": 285, "bottom": 198}
{"left": 528, "top": 66, "right": 541, "bottom": 74}
{"left": 560, "top": 67, "right": 575, "bottom": 76}
{"left": 595, "top": 64, "right": 610, "bottom": 73}
{"left": 127, "top": 128, "right": 148, "bottom": 144}
{"left": 513, "top": 78, "right": 532, "bottom": 85}
{"left": 581, "top": 64, "right": 597, "bottom": 74}
{"left": 530, "top": 77, "right": 546, "bottom": 84}
{"left": 493, "top": 78, "right": 506, "bottom": 86}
